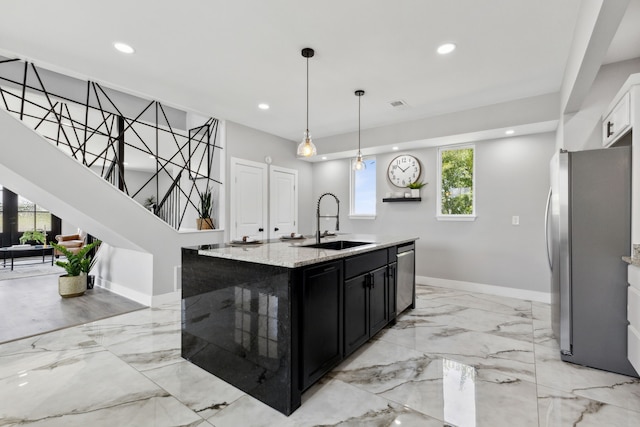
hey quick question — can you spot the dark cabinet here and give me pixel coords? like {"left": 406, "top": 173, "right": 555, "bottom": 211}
{"left": 344, "top": 249, "right": 391, "bottom": 357}
{"left": 300, "top": 260, "right": 343, "bottom": 390}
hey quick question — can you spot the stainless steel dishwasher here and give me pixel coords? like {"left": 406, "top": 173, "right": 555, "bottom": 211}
{"left": 396, "top": 242, "right": 415, "bottom": 314}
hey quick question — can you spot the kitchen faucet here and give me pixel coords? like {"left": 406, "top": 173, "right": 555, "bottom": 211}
{"left": 316, "top": 193, "right": 340, "bottom": 244}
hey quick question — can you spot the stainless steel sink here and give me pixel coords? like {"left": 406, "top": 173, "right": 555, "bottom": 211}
{"left": 299, "top": 240, "right": 372, "bottom": 250}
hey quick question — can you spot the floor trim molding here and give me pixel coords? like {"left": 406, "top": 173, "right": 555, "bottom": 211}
{"left": 417, "top": 275, "right": 551, "bottom": 304}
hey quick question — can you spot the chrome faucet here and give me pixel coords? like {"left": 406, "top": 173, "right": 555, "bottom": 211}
{"left": 316, "top": 193, "right": 340, "bottom": 244}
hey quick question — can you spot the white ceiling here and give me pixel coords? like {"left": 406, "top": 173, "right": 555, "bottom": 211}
{"left": 0, "top": 0, "right": 638, "bottom": 145}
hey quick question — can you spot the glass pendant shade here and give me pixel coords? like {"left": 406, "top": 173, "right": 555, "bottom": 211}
{"left": 297, "top": 129, "right": 317, "bottom": 157}
{"left": 353, "top": 152, "right": 366, "bottom": 170}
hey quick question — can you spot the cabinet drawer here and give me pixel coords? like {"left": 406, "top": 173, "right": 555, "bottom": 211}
{"left": 628, "top": 325, "right": 640, "bottom": 374}
{"left": 344, "top": 249, "right": 387, "bottom": 279}
{"left": 602, "top": 92, "right": 630, "bottom": 147}
{"left": 629, "top": 286, "right": 640, "bottom": 330}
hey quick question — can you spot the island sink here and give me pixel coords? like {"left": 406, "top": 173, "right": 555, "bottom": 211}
{"left": 300, "top": 240, "right": 372, "bottom": 250}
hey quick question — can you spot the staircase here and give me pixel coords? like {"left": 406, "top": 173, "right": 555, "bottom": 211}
{"left": 0, "top": 102, "right": 223, "bottom": 305}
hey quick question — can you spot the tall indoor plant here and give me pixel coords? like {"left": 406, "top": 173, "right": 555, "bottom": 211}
{"left": 50, "top": 240, "right": 101, "bottom": 297}
{"left": 197, "top": 187, "right": 214, "bottom": 230}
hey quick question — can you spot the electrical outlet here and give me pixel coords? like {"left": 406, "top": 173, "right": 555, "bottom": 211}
{"left": 512, "top": 216, "right": 520, "bottom": 226}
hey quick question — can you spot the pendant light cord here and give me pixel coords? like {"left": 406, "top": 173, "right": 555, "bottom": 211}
{"left": 306, "top": 55, "right": 309, "bottom": 133}
{"left": 358, "top": 94, "right": 361, "bottom": 153}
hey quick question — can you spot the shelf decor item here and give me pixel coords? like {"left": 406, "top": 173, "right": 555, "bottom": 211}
{"left": 407, "top": 180, "right": 426, "bottom": 197}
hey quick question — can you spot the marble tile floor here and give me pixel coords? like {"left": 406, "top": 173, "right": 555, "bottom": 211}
{"left": 1, "top": 284, "right": 639, "bottom": 426}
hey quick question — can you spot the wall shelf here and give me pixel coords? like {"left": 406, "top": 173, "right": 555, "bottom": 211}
{"left": 382, "top": 197, "right": 421, "bottom": 203}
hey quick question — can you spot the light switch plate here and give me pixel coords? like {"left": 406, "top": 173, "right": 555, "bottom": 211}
{"left": 512, "top": 216, "right": 520, "bottom": 225}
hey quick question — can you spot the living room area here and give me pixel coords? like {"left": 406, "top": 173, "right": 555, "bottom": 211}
{"left": 0, "top": 184, "right": 145, "bottom": 344}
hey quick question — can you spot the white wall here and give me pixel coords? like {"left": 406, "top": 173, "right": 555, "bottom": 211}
{"left": 313, "top": 132, "right": 555, "bottom": 295}
{"left": 225, "top": 121, "right": 314, "bottom": 235}
{"left": 562, "top": 57, "right": 640, "bottom": 151}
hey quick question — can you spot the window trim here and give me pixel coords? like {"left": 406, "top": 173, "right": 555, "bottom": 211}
{"left": 436, "top": 144, "right": 477, "bottom": 221}
{"left": 349, "top": 156, "right": 377, "bottom": 219}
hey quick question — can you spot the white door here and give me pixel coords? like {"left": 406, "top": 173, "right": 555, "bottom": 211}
{"left": 230, "top": 158, "right": 268, "bottom": 241}
{"left": 269, "top": 166, "right": 298, "bottom": 238}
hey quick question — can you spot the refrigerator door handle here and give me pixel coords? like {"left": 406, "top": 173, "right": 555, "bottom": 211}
{"left": 545, "top": 187, "right": 552, "bottom": 270}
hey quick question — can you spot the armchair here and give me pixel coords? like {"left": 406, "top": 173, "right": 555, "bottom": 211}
{"left": 54, "top": 233, "right": 85, "bottom": 256}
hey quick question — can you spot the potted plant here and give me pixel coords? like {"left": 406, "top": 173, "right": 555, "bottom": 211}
{"left": 196, "top": 187, "right": 214, "bottom": 230}
{"left": 19, "top": 229, "right": 46, "bottom": 245}
{"left": 407, "top": 181, "right": 427, "bottom": 197}
{"left": 143, "top": 195, "right": 157, "bottom": 212}
{"left": 50, "top": 240, "right": 101, "bottom": 297}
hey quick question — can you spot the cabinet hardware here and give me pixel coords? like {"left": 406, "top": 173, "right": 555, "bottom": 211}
{"left": 274, "top": 227, "right": 279, "bottom": 231}
{"left": 258, "top": 227, "right": 264, "bottom": 232}
{"left": 607, "top": 121, "right": 614, "bottom": 137}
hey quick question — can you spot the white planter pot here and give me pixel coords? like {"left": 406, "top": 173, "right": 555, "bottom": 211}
{"left": 58, "top": 274, "right": 87, "bottom": 298}
{"left": 410, "top": 189, "right": 420, "bottom": 198}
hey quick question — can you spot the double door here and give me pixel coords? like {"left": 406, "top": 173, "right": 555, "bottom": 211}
{"left": 230, "top": 158, "right": 298, "bottom": 241}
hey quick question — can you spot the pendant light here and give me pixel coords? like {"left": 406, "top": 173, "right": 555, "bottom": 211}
{"left": 297, "top": 47, "right": 317, "bottom": 157}
{"left": 353, "top": 90, "right": 366, "bottom": 170}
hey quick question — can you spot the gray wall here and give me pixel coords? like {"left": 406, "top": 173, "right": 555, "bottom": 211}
{"left": 312, "top": 132, "right": 555, "bottom": 294}
{"left": 225, "top": 121, "right": 315, "bottom": 235}
{"left": 563, "top": 57, "right": 640, "bottom": 151}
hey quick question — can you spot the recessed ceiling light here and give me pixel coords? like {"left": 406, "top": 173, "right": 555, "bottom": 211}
{"left": 113, "top": 42, "right": 135, "bottom": 54}
{"left": 505, "top": 129, "right": 515, "bottom": 135}
{"left": 437, "top": 43, "right": 456, "bottom": 55}
{"left": 322, "top": 156, "right": 327, "bottom": 160}
{"left": 258, "top": 103, "right": 270, "bottom": 110}
{"left": 392, "top": 146, "right": 399, "bottom": 151}
{"left": 148, "top": 155, "right": 155, "bottom": 159}
{"left": 123, "top": 162, "right": 129, "bottom": 166}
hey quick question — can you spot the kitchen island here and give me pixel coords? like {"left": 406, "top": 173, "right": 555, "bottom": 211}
{"left": 181, "top": 234, "right": 417, "bottom": 415}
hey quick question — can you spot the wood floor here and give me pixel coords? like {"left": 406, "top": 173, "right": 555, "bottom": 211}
{"left": 0, "top": 272, "right": 146, "bottom": 344}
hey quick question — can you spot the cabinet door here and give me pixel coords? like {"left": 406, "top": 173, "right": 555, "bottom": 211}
{"left": 344, "top": 274, "right": 369, "bottom": 356}
{"left": 301, "top": 260, "right": 343, "bottom": 390}
{"left": 369, "top": 266, "right": 389, "bottom": 336}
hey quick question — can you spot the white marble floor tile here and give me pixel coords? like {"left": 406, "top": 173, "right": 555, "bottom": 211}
{"left": 0, "top": 348, "right": 203, "bottom": 426}
{"left": 537, "top": 384, "right": 640, "bottom": 427}
{"left": 143, "top": 360, "right": 246, "bottom": 421}
{"left": 81, "top": 305, "right": 182, "bottom": 372}
{"left": 0, "top": 327, "right": 100, "bottom": 381}
{"left": 535, "top": 343, "right": 640, "bottom": 413}
{"left": 416, "top": 288, "right": 533, "bottom": 319}
{"left": 396, "top": 302, "right": 534, "bottom": 343}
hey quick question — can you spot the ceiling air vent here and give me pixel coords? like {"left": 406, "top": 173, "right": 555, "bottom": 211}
{"left": 389, "top": 100, "right": 408, "bottom": 108}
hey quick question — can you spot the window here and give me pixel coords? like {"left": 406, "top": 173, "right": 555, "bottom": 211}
{"left": 437, "top": 145, "right": 476, "bottom": 220}
{"left": 350, "top": 157, "right": 376, "bottom": 218}
{"left": 17, "top": 195, "right": 52, "bottom": 231}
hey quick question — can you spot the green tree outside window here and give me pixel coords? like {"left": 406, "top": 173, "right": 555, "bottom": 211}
{"left": 440, "top": 147, "right": 474, "bottom": 215}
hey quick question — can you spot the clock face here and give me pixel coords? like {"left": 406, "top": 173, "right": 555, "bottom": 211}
{"left": 387, "top": 155, "right": 421, "bottom": 187}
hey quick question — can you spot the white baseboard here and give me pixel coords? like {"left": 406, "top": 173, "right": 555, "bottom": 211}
{"left": 95, "top": 278, "right": 180, "bottom": 307}
{"left": 151, "top": 290, "right": 180, "bottom": 307}
{"left": 417, "top": 275, "right": 551, "bottom": 304}
{"left": 95, "top": 278, "right": 151, "bottom": 306}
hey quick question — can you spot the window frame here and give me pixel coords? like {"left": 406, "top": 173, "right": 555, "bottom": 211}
{"left": 349, "top": 156, "right": 377, "bottom": 220}
{"left": 436, "top": 144, "right": 477, "bottom": 221}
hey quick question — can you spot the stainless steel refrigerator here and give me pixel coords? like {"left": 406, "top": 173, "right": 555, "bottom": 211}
{"left": 546, "top": 146, "right": 637, "bottom": 377}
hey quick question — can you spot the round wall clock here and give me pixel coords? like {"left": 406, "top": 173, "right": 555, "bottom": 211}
{"left": 387, "top": 154, "right": 422, "bottom": 187}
